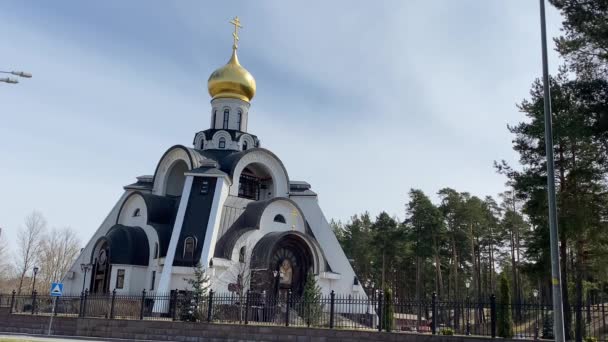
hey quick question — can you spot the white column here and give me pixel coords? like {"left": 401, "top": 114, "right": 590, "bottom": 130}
{"left": 199, "top": 177, "right": 229, "bottom": 268}
{"left": 154, "top": 176, "right": 193, "bottom": 309}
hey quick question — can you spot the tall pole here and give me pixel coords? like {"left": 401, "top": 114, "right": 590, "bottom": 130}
{"left": 539, "top": 1, "right": 565, "bottom": 341}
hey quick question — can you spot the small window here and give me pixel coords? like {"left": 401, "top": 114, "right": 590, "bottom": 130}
{"left": 184, "top": 237, "right": 196, "bottom": 260}
{"left": 236, "top": 110, "right": 242, "bottom": 130}
{"left": 223, "top": 109, "right": 229, "bottom": 129}
{"left": 242, "top": 141, "right": 248, "bottom": 151}
{"left": 239, "top": 246, "right": 246, "bottom": 263}
{"left": 274, "top": 214, "right": 286, "bottom": 223}
{"left": 212, "top": 110, "right": 217, "bottom": 128}
{"left": 150, "top": 271, "right": 156, "bottom": 291}
{"left": 116, "top": 269, "right": 125, "bottom": 289}
{"left": 154, "top": 243, "right": 159, "bottom": 259}
{"left": 133, "top": 208, "right": 141, "bottom": 217}
{"left": 219, "top": 137, "right": 226, "bottom": 149}
{"left": 201, "top": 180, "right": 210, "bottom": 194}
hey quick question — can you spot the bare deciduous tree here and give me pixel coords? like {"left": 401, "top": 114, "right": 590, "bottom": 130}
{"left": 0, "top": 227, "right": 10, "bottom": 280}
{"left": 15, "top": 211, "right": 46, "bottom": 294}
{"left": 38, "top": 227, "right": 81, "bottom": 292}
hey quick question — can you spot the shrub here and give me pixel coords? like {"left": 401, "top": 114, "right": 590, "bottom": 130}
{"left": 440, "top": 327, "right": 455, "bottom": 335}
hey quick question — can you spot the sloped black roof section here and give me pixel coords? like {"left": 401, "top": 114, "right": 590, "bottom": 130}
{"left": 106, "top": 224, "right": 149, "bottom": 266}
{"left": 117, "top": 192, "right": 178, "bottom": 258}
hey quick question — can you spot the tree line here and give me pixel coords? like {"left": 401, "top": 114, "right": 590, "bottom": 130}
{"left": 0, "top": 211, "right": 81, "bottom": 296}
{"left": 334, "top": 0, "right": 608, "bottom": 339}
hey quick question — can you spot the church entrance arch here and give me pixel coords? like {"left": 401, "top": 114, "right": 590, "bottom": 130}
{"left": 90, "top": 239, "right": 111, "bottom": 294}
{"left": 250, "top": 232, "right": 316, "bottom": 298}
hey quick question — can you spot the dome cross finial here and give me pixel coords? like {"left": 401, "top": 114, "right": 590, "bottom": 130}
{"left": 230, "top": 16, "right": 243, "bottom": 50}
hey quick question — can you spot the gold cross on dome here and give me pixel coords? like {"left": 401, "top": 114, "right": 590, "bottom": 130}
{"left": 229, "top": 16, "right": 243, "bottom": 49}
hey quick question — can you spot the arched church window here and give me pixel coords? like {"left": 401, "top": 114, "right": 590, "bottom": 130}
{"left": 223, "top": 109, "right": 229, "bottom": 129}
{"left": 236, "top": 109, "right": 242, "bottom": 130}
{"left": 273, "top": 214, "right": 286, "bottom": 223}
{"left": 154, "top": 243, "right": 159, "bottom": 259}
{"left": 183, "top": 237, "right": 196, "bottom": 260}
{"left": 239, "top": 246, "right": 246, "bottom": 263}
{"left": 132, "top": 208, "right": 141, "bottom": 217}
{"left": 219, "top": 137, "right": 226, "bottom": 149}
{"left": 242, "top": 141, "right": 248, "bottom": 151}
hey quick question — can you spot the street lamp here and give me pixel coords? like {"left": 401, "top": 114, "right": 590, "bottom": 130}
{"left": 31, "top": 266, "right": 39, "bottom": 294}
{"left": 0, "top": 70, "right": 32, "bottom": 84}
{"left": 465, "top": 280, "right": 471, "bottom": 335}
{"left": 533, "top": 289, "right": 540, "bottom": 340}
{"left": 80, "top": 263, "right": 92, "bottom": 293}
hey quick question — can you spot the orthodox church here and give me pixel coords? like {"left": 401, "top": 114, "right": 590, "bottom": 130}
{"left": 62, "top": 17, "right": 364, "bottom": 302}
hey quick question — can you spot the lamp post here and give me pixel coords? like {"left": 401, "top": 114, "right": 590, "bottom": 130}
{"left": 80, "top": 263, "right": 92, "bottom": 293}
{"left": 0, "top": 70, "right": 32, "bottom": 84}
{"left": 465, "top": 280, "right": 471, "bottom": 335}
{"left": 538, "top": 1, "right": 565, "bottom": 341}
{"left": 31, "top": 266, "right": 39, "bottom": 294}
{"left": 533, "top": 289, "right": 540, "bottom": 340}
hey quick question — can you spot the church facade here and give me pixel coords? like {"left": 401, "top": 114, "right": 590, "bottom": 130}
{"left": 62, "top": 19, "right": 364, "bottom": 303}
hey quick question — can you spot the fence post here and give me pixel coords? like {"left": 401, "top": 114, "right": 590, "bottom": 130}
{"left": 432, "top": 292, "right": 437, "bottom": 335}
{"left": 31, "top": 290, "right": 37, "bottom": 315}
{"left": 244, "top": 290, "right": 250, "bottom": 325}
{"left": 329, "top": 290, "right": 335, "bottom": 329}
{"left": 207, "top": 289, "right": 214, "bottom": 323}
{"left": 490, "top": 294, "right": 497, "bottom": 339}
{"left": 9, "top": 290, "right": 15, "bottom": 314}
{"left": 285, "top": 290, "right": 291, "bottom": 327}
{"left": 170, "top": 290, "right": 177, "bottom": 321}
{"left": 83, "top": 289, "right": 89, "bottom": 317}
{"left": 109, "top": 289, "right": 116, "bottom": 319}
{"left": 139, "top": 289, "right": 146, "bottom": 320}
{"left": 78, "top": 291, "right": 84, "bottom": 317}
{"left": 377, "top": 291, "right": 384, "bottom": 332}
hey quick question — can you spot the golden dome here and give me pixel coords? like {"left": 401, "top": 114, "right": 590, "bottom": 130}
{"left": 207, "top": 49, "right": 256, "bottom": 103}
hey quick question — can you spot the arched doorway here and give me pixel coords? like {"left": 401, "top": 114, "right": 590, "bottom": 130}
{"left": 90, "top": 240, "right": 111, "bottom": 294}
{"left": 250, "top": 232, "right": 316, "bottom": 298}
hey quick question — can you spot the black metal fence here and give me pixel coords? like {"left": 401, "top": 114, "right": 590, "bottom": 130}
{"left": 1, "top": 290, "right": 606, "bottom": 341}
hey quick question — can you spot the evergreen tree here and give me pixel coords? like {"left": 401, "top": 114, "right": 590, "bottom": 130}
{"left": 301, "top": 272, "right": 323, "bottom": 326}
{"left": 497, "top": 274, "right": 514, "bottom": 338}
{"left": 182, "top": 262, "right": 210, "bottom": 322}
{"left": 382, "top": 288, "right": 395, "bottom": 332}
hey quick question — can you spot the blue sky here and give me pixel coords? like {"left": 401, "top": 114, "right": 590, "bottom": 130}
{"left": 0, "top": 1, "right": 563, "bottom": 248}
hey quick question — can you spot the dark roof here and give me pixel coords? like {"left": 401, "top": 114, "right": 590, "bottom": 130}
{"left": 289, "top": 181, "right": 317, "bottom": 196}
{"left": 106, "top": 225, "right": 150, "bottom": 266}
{"left": 192, "top": 129, "right": 259, "bottom": 145}
{"left": 117, "top": 192, "right": 178, "bottom": 258}
{"left": 187, "top": 166, "right": 229, "bottom": 178}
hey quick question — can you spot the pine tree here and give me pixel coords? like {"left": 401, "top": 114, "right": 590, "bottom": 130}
{"left": 497, "top": 274, "right": 513, "bottom": 338}
{"left": 301, "top": 272, "right": 323, "bottom": 326}
{"left": 182, "top": 262, "right": 210, "bottom": 322}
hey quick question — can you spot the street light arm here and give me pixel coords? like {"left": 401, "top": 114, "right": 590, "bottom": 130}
{"left": 0, "top": 77, "right": 19, "bottom": 84}
{"left": 0, "top": 70, "right": 32, "bottom": 78}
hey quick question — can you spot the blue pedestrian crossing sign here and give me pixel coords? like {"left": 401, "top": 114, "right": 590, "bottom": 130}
{"left": 50, "top": 283, "right": 63, "bottom": 297}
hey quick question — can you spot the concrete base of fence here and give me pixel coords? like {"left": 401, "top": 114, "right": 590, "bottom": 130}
{"left": 0, "top": 308, "right": 538, "bottom": 342}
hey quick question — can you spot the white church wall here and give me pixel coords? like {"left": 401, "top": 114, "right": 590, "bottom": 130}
{"left": 210, "top": 98, "right": 250, "bottom": 131}
{"left": 291, "top": 195, "right": 367, "bottom": 299}
{"left": 61, "top": 191, "right": 131, "bottom": 295}
{"left": 259, "top": 201, "right": 306, "bottom": 233}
